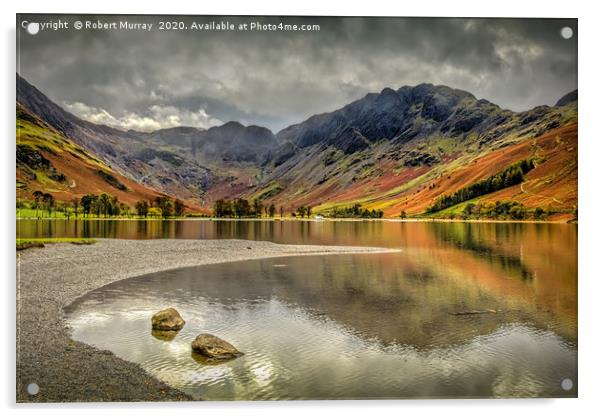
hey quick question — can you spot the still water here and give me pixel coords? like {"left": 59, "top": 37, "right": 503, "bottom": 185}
{"left": 56, "top": 220, "right": 577, "bottom": 399}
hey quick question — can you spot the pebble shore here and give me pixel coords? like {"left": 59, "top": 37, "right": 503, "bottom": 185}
{"left": 16, "top": 238, "right": 396, "bottom": 402}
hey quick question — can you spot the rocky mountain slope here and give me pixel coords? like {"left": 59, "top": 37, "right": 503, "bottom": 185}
{"left": 146, "top": 121, "right": 278, "bottom": 164}
{"left": 254, "top": 84, "right": 577, "bottom": 218}
{"left": 17, "top": 75, "right": 279, "bottom": 206}
{"left": 16, "top": 104, "right": 168, "bottom": 207}
{"left": 16, "top": 74, "right": 578, "bottom": 218}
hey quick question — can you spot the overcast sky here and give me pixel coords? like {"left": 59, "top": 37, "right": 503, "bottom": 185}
{"left": 17, "top": 15, "right": 577, "bottom": 133}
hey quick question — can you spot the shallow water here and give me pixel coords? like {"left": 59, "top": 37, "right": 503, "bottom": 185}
{"left": 64, "top": 221, "right": 578, "bottom": 400}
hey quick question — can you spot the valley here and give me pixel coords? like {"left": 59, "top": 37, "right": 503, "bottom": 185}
{"left": 16, "top": 74, "right": 578, "bottom": 221}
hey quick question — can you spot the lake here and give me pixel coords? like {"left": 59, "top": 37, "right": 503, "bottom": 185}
{"left": 22, "top": 219, "right": 577, "bottom": 399}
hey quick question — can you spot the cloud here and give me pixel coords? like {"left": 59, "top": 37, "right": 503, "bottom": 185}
{"left": 64, "top": 101, "right": 222, "bottom": 132}
{"left": 18, "top": 15, "right": 577, "bottom": 132}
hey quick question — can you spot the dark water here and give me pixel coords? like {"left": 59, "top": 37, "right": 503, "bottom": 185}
{"left": 59, "top": 220, "right": 577, "bottom": 399}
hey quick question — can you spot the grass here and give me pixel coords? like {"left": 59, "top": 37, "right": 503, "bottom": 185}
{"left": 248, "top": 181, "right": 283, "bottom": 201}
{"left": 17, "top": 114, "right": 108, "bottom": 170}
{"left": 17, "top": 208, "right": 69, "bottom": 218}
{"left": 16, "top": 237, "right": 97, "bottom": 251}
{"left": 16, "top": 207, "right": 208, "bottom": 220}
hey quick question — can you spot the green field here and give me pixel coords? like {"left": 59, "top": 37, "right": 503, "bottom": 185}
{"left": 16, "top": 237, "right": 97, "bottom": 251}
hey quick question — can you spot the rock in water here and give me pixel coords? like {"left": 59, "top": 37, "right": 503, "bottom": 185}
{"left": 151, "top": 329, "right": 179, "bottom": 341}
{"left": 151, "top": 308, "right": 185, "bottom": 330}
{"left": 191, "top": 334, "right": 243, "bottom": 360}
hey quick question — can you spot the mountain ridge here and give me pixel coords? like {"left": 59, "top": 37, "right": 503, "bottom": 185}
{"left": 17, "top": 74, "right": 278, "bottom": 202}
{"left": 16, "top": 73, "right": 578, "bottom": 218}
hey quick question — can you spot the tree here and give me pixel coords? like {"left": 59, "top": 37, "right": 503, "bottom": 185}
{"left": 213, "top": 199, "right": 235, "bottom": 218}
{"left": 98, "top": 193, "right": 111, "bottom": 217}
{"left": 148, "top": 207, "right": 162, "bottom": 218}
{"left": 534, "top": 207, "right": 545, "bottom": 220}
{"left": 400, "top": 210, "right": 407, "bottom": 219}
{"left": 252, "top": 199, "right": 263, "bottom": 218}
{"left": 233, "top": 198, "right": 251, "bottom": 218}
{"left": 297, "top": 206, "right": 307, "bottom": 218}
{"left": 32, "top": 190, "right": 44, "bottom": 217}
{"left": 80, "top": 194, "right": 98, "bottom": 217}
{"left": 59, "top": 202, "right": 70, "bottom": 220}
{"left": 120, "top": 203, "right": 130, "bottom": 217}
{"left": 154, "top": 196, "right": 174, "bottom": 218}
{"left": 268, "top": 203, "right": 276, "bottom": 217}
{"left": 32, "top": 190, "right": 43, "bottom": 203}
{"left": 509, "top": 204, "right": 527, "bottom": 220}
{"left": 464, "top": 203, "right": 476, "bottom": 217}
{"left": 213, "top": 199, "right": 225, "bottom": 217}
{"left": 42, "top": 193, "right": 55, "bottom": 217}
{"left": 71, "top": 198, "right": 80, "bottom": 218}
{"left": 110, "top": 195, "right": 120, "bottom": 216}
{"left": 279, "top": 206, "right": 284, "bottom": 218}
{"left": 306, "top": 206, "right": 312, "bottom": 218}
{"left": 135, "top": 200, "right": 149, "bottom": 217}
{"left": 174, "top": 199, "right": 186, "bottom": 217}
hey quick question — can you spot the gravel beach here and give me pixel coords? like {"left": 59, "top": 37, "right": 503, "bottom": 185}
{"left": 16, "top": 239, "right": 396, "bottom": 402}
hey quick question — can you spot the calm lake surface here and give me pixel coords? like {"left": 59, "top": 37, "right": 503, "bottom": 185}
{"left": 31, "top": 219, "right": 576, "bottom": 399}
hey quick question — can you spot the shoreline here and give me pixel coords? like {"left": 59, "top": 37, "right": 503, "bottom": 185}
{"left": 16, "top": 216, "right": 575, "bottom": 224}
{"left": 16, "top": 238, "right": 398, "bottom": 402}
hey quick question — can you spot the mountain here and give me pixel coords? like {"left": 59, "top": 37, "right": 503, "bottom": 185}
{"left": 17, "top": 75, "right": 215, "bottom": 202}
{"left": 148, "top": 121, "right": 278, "bottom": 164}
{"left": 16, "top": 74, "right": 578, "bottom": 219}
{"left": 276, "top": 84, "right": 503, "bottom": 153}
{"left": 16, "top": 74, "right": 285, "bottom": 208}
{"left": 555, "top": 90, "right": 577, "bottom": 107}
{"left": 16, "top": 104, "right": 168, "bottom": 207}
{"left": 254, "top": 84, "right": 577, "bottom": 218}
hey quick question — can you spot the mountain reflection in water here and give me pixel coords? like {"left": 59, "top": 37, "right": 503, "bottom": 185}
{"left": 64, "top": 221, "right": 577, "bottom": 399}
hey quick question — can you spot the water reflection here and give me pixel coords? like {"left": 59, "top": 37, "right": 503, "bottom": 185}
{"left": 18, "top": 219, "right": 577, "bottom": 265}
{"left": 38, "top": 219, "right": 576, "bottom": 399}
{"left": 33, "top": 219, "right": 576, "bottom": 343}
{"left": 66, "top": 248, "right": 577, "bottom": 399}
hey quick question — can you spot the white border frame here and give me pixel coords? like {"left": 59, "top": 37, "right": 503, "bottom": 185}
{"left": 3, "top": 1, "right": 600, "bottom": 416}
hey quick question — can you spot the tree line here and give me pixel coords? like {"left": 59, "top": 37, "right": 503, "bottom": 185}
{"left": 330, "top": 203, "right": 384, "bottom": 218}
{"left": 460, "top": 200, "right": 553, "bottom": 220}
{"left": 213, "top": 198, "right": 278, "bottom": 218}
{"left": 213, "top": 198, "right": 321, "bottom": 219}
{"left": 426, "top": 159, "right": 536, "bottom": 213}
{"left": 292, "top": 205, "right": 313, "bottom": 218}
{"left": 133, "top": 196, "right": 185, "bottom": 218}
{"left": 22, "top": 191, "right": 187, "bottom": 219}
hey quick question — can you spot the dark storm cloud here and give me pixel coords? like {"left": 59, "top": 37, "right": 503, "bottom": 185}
{"left": 17, "top": 15, "right": 577, "bottom": 132}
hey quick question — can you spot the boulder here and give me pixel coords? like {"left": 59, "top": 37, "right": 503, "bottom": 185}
{"left": 151, "top": 308, "right": 185, "bottom": 331}
{"left": 191, "top": 334, "right": 243, "bottom": 360}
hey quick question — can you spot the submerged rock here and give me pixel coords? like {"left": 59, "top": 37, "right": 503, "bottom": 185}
{"left": 151, "top": 308, "right": 185, "bottom": 331}
{"left": 191, "top": 334, "right": 243, "bottom": 361}
{"left": 191, "top": 351, "right": 237, "bottom": 365}
{"left": 151, "top": 329, "right": 179, "bottom": 341}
